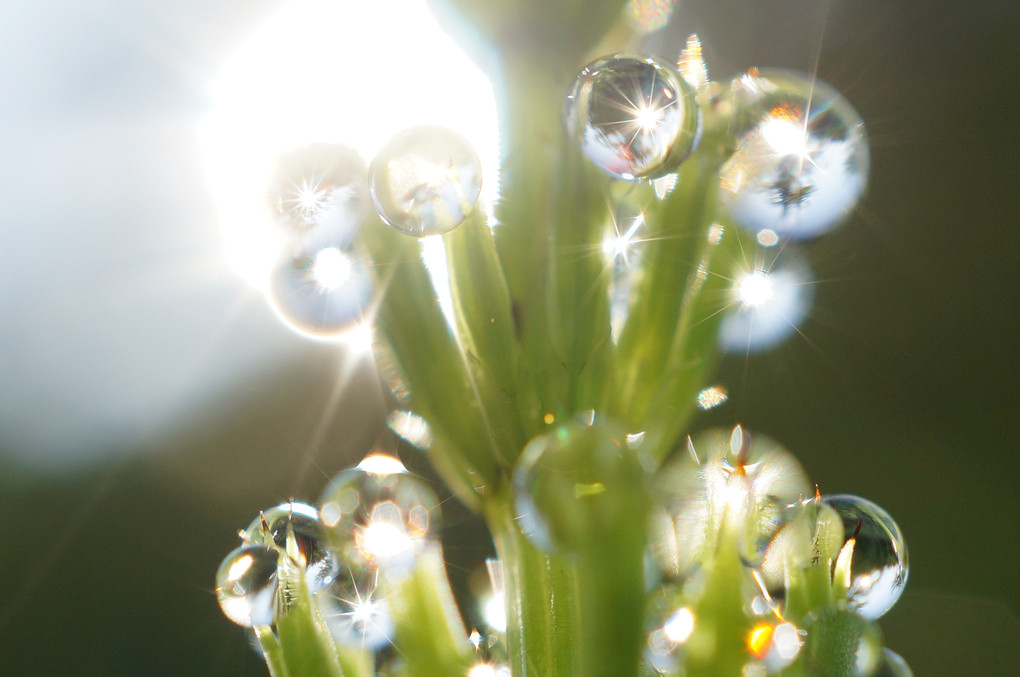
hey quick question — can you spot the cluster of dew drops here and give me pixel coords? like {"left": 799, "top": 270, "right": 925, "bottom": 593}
{"left": 222, "top": 35, "right": 911, "bottom": 677}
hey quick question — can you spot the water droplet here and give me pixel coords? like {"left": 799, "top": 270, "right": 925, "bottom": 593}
{"left": 386, "top": 410, "right": 433, "bottom": 449}
{"left": 822, "top": 494, "right": 908, "bottom": 620}
{"left": 267, "top": 240, "right": 372, "bottom": 340}
{"left": 876, "top": 648, "right": 914, "bottom": 677}
{"left": 513, "top": 421, "right": 651, "bottom": 554}
{"left": 215, "top": 544, "right": 279, "bottom": 627}
{"left": 720, "top": 69, "right": 869, "bottom": 240}
{"left": 567, "top": 53, "right": 701, "bottom": 180}
{"left": 318, "top": 567, "right": 394, "bottom": 650}
{"left": 719, "top": 248, "right": 814, "bottom": 353}
{"left": 242, "top": 502, "right": 339, "bottom": 592}
{"left": 266, "top": 143, "right": 370, "bottom": 242}
{"left": 759, "top": 498, "right": 845, "bottom": 598}
{"left": 644, "top": 585, "right": 693, "bottom": 672}
{"left": 319, "top": 454, "right": 440, "bottom": 578}
{"left": 369, "top": 125, "right": 481, "bottom": 236}
{"left": 650, "top": 426, "right": 810, "bottom": 579}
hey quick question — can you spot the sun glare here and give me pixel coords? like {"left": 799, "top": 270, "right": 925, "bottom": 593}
{"left": 201, "top": 0, "right": 499, "bottom": 290}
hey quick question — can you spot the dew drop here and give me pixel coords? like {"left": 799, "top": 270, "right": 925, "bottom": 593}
{"left": 513, "top": 421, "right": 650, "bottom": 554}
{"left": 319, "top": 454, "right": 440, "bottom": 578}
{"left": 650, "top": 426, "right": 810, "bottom": 579}
{"left": 266, "top": 143, "right": 370, "bottom": 242}
{"left": 242, "top": 502, "right": 339, "bottom": 592}
{"left": 318, "top": 566, "right": 394, "bottom": 650}
{"left": 369, "top": 125, "right": 481, "bottom": 236}
{"left": 719, "top": 248, "right": 814, "bottom": 353}
{"left": 266, "top": 239, "right": 372, "bottom": 340}
{"left": 567, "top": 53, "right": 701, "bottom": 180}
{"left": 215, "top": 544, "right": 279, "bottom": 627}
{"left": 822, "top": 494, "right": 909, "bottom": 620}
{"left": 720, "top": 69, "right": 869, "bottom": 240}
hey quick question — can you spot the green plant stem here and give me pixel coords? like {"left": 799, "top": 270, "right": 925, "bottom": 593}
{"left": 389, "top": 547, "right": 472, "bottom": 677}
{"left": 254, "top": 626, "right": 290, "bottom": 677}
{"left": 486, "top": 494, "right": 579, "bottom": 677}
{"left": 685, "top": 526, "right": 752, "bottom": 677}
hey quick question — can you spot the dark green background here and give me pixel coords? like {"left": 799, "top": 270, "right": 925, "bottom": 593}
{"left": 1, "top": 0, "right": 1018, "bottom": 674}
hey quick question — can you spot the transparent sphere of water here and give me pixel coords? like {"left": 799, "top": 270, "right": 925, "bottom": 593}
{"left": 369, "top": 125, "right": 481, "bottom": 236}
{"left": 242, "top": 502, "right": 339, "bottom": 592}
{"left": 215, "top": 544, "right": 279, "bottom": 627}
{"left": 649, "top": 425, "right": 811, "bottom": 579}
{"left": 266, "top": 238, "right": 372, "bottom": 340}
{"left": 318, "top": 566, "right": 394, "bottom": 651}
{"left": 822, "top": 494, "right": 909, "bottom": 620}
{"left": 718, "top": 247, "right": 814, "bottom": 353}
{"left": 720, "top": 68, "right": 869, "bottom": 240}
{"left": 266, "top": 143, "right": 371, "bottom": 243}
{"left": 318, "top": 454, "right": 440, "bottom": 578}
{"left": 567, "top": 53, "right": 701, "bottom": 181}
{"left": 512, "top": 420, "right": 651, "bottom": 555}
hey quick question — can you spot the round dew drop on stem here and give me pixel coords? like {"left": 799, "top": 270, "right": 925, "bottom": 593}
{"left": 215, "top": 544, "right": 280, "bottom": 627}
{"left": 822, "top": 494, "right": 908, "bottom": 620}
{"left": 318, "top": 565, "right": 394, "bottom": 651}
{"left": 369, "top": 125, "right": 481, "bottom": 236}
{"left": 266, "top": 143, "right": 372, "bottom": 243}
{"left": 718, "top": 247, "right": 814, "bottom": 353}
{"left": 567, "top": 53, "right": 701, "bottom": 181}
{"left": 266, "top": 240, "right": 372, "bottom": 340}
{"left": 720, "top": 68, "right": 869, "bottom": 240}
{"left": 318, "top": 454, "right": 440, "bottom": 580}
{"left": 649, "top": 426, "right": 811, "bottom": 580}
{"left": 241, "top": 502, "right": 339, "bottom": 592}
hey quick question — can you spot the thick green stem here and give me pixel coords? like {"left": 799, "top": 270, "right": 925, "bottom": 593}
{"left": 486, "top": 495, "right": 579, "bottom": 677}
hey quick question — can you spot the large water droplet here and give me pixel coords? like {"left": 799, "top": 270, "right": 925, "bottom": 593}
{"left": 266, "top": 239, "right": 372, "bottom": 340}
{"left": 266, "top": 143, "right": 370, "bottom": 242}
{"left": 822, "top": 494, "right": 908, "bottom": 620}
{"left": 567, "top": 53, "right": 701, "bottom": 180}
{"left": 319, "top": 454, "right": 440, "bottom": 578}
{"left": 650, "top": 426, "right": 811, "bottom": 579}
{"left": 513, "top": 420, "right": 651, "bottom": 554}
{"left": 215, "top": 544, "right": 279, "bottom": 627}
{"left": 369, "top": 125, "right": 481, "bottom": 236}
{"left": 720, "top": 69, "right": 869, "bottom": 240}
{"left": 718, "top": 248, "right": 814, "bottom": 353}
{"left": 318, "top": 566, "right": 394, "bottom": 650}
{"left": 242, "top": 502, "right": 339, "bottom": 592}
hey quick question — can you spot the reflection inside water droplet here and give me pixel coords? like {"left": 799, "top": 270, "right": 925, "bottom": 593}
{"left": 568, "top": 53, "right": 701, "bottom": 180}
{"left": 242, "top": 501, "right": 339, "bottom": 592}
{"left": 719, "top": 248, "right": 814, "bottom": 353}
{"left": 319, "top": 455, "right": 440, "bottom": 578}
{"left": 215, "top": 544, "right": 279, "bottom": 627}
{"left": 318, "top": 567, "right": 393, "bottom": 650}
{"left": 267, "top": 240, "right": 372, "bottom": 341}
{"left": 822, "top": 494, "right": 908, "bottom": 620}
{"left": 369, "top": 125, "right": 481, "bottom": 236}
{"left": 720, "top": 69, "right": 869, "bottom": 240}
